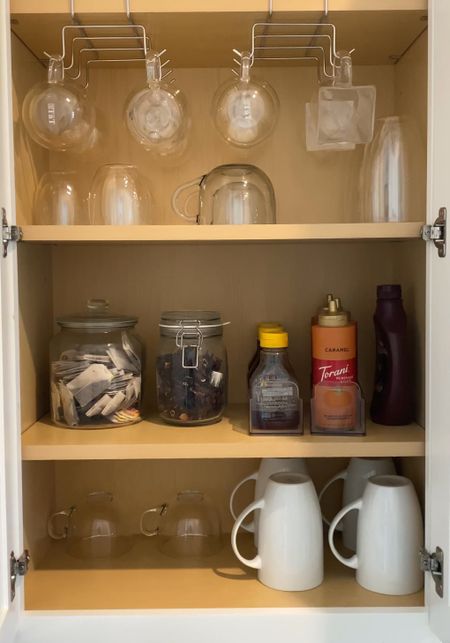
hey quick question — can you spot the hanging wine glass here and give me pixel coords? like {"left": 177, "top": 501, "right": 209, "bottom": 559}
{"left": 212, "top": 52, "right": 279, "bottom": 148}
{"left": 125, "top": 50, "right": 189, "bottom": 157}
{"left": 22, "top": 55, "right": 97, "bottom": 152}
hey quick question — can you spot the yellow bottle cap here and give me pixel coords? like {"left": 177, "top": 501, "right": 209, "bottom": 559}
{"left": 260, "top": 330, "right": 288, "bottom": 348}
{"left": 257, "top": 323, "right": 283, "bottom": 341}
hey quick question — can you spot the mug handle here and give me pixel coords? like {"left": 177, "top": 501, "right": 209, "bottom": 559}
{"left": 47, "top": 507, "right": 74, "bottom": 540}
{"left": 231, "top": 498, "right": 264, "bottom": 570}
{"left": 328, "top": 498, "right": 362, "bottom": 570}
{"left": 140, "top": 503, "right": 167, "bottom": 537}
{"left": 171, "top": 177, "right": 202, "bottom": 222}
{"left": 229, "top": 471, "right": 258, "bottom": 532}
{"left": 318, "top": 469, "right": 348, "bottom": 529}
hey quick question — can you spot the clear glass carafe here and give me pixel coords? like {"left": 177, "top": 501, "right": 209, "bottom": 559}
{"left": 49, "top": 299, "right": 143, "bottom": 428}
{"left": 156, "top": 311, "right": 228, "bottom": 425}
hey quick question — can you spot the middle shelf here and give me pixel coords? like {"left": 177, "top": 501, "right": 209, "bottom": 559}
{"left": 21, "top": 405, "right": 425, "bottom": 461}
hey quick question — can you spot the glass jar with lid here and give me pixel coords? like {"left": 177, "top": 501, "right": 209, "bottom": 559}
{"left": 156, "top": 311, "right": 228, "bottom": 426}
{"left": 49, "top": 299, "right": 143, "bottom": 428}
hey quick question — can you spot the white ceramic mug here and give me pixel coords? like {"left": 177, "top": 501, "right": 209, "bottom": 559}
{"left": 319, "top": 457, "right": 396, "bottom": 551}
{"left": 328, "top": 475, "right": 423, "bottom": 595}
{"left": 230, "top": 458, "right": 309, "bottom": 546}
{"left": 231, "top": 472, "right": 323, "bottom": 591}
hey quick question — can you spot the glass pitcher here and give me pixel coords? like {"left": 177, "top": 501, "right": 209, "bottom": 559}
{"left": 48, "top": 491, "right": 132, "bottom": 559}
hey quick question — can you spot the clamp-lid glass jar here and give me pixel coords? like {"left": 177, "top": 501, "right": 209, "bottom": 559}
{"left": 157, "top": 311, "right": 228, "bottom": 426}
{"left": 50, "top": 299, "right": 143, "bottom": 428}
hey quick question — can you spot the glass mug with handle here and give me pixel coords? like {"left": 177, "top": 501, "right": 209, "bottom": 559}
{"left": 171, "top": 164, "right": 276, "bottom": 225}
{"left": 328, "top": 475, "right": 423, "bottom": 595}
{"left": 231, "top": 472, "right": 323, "bottom": 591}
{"left": 319, "top": 457, "right": 396, "bottom": 551}
{"left": 230, "top": 457, "right": 309, "bottom": 546}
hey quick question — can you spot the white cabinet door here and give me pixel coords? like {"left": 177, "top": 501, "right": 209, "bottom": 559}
{"left": 0, "top": 1, "right": 24, "bottom": 641}
{"left": 427, "top": 1, "right": 450, "bottom": 641}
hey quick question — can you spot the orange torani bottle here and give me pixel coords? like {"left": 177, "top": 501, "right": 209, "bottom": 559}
{"left": 311, "top": 298, "right": 363, "bottom": 434}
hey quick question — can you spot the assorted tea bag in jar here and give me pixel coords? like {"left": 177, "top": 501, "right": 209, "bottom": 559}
{"left": 50, "top": 299, "right": 143, "bottom": 428}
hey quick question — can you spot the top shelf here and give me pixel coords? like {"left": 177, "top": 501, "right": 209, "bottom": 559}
{"left": 20, "top": 223, "right": 423, "bottom": 244}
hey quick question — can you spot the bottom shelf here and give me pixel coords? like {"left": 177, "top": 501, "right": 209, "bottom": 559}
{"left": 25, "top": 534, "right": 424, "bottom": 610}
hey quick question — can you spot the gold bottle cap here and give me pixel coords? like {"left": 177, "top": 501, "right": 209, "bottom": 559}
{"left": 318, "top": 298, "right": 350, "bottom": 327}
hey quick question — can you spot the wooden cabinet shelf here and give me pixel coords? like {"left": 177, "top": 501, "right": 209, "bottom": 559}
{"left": 20, "top": 223, "right": 423, "bottom": 244}
{"left": 21, "top": 406, "right": 425, "bottom": 461}
{"left": 25, "top": 534, "right": 424, "bottom": 610}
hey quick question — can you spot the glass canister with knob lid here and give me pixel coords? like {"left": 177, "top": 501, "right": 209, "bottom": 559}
{"left": 50, "top": 299, "right": 143, "bottom": 428}
{"left": 157, "top": 311, "right": 228, "bottom": 425}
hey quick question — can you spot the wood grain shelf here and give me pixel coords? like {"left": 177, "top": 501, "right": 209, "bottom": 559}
{"left": 20, "top": 223, "right": 423, "bottom": 244}
{"left": 21, "top": 406, "right": 425, "bottom": 461}
{"left": 25, "top": 534, "right": 424, "bottom": 610}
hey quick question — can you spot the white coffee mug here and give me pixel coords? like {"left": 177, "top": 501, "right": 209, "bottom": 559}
{"left": 328, "top": 474, "right": 423, "bottom": 595}
{"left": 319, "top": 457, "right": 396, "bottom": 551}
{"left": 230, "top": 458, "right": 309, "bottom": 546}
{"left": 231, "top": 472, "right": 323, "bottom": 591}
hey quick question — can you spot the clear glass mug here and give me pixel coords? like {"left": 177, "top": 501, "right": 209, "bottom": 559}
{"left": 33, "top": 171, "right": 86, "bottom": 225}
{"left": 212, "top": 52, "right": 279, "bottom": 148}
{"left": 125, "top": 50, "right": 189, "bottom": 157}
{"left": 140, "top": 490, "right": 223, "bottom": 558}
{"left": 89, "top": 164, "right": 153, "bottom": 225}
{"left": 48, "top": 491, "right": 132, "bottom": 559}
{"left": 172, "top": 164, "right": 276, "bottom": 225}
{"left": 22, "top": 55, "right": 97, "bottom": 152}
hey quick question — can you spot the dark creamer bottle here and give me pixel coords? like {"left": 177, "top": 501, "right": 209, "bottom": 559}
{"left": 370, "top": 284, "right": 413, "bottom": 425}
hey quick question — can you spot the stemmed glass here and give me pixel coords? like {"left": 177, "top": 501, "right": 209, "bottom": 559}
{"left": 212, "top": 52, "right": 279, "bottom": 148}
{"left": 125, "top": 50, "right": 189, "bottom": 157}
{"left": 22, "top": 55, "right": 97, "bottom": 152}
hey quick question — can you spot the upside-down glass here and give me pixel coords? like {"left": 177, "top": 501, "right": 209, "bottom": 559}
{"left": 22, "top": 55, "right": 97, "bottom": 152}
{"left": 89, "top": 164, "right": 153, "bottom": 225}
{"left": 33, "top": 171, "right": 85, "bottom": 225}
{"left": 140, "top": 490, "right": 223, "bottom": 558}
{"left": 47, "top": 491, "right": 132, "bottom": 559}
{"left": 172, "top": 164, "right": 276, "bottom": 224}
{"left": 125, "top": 50, "right": 189, "bottom": 157}
{"left": 360, "top": 116, "right": 416, "bottom": 222}
{"left": 212, "top": 52, "right": 279, "bottom": 148}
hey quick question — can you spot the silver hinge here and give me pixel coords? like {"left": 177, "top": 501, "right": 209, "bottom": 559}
{"left": 421, "top": 207, "right": 447, "bottom": 258}
{"left": 420, "top": 546, "right": 443, "bottom": 598}
{"left": 10, "top": 550, "right": 30, "bottom": 602}
{"left": 2, "top": 208, "right": 23, "bottom": 258}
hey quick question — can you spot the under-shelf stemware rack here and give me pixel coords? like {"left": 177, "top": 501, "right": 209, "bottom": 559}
{"left": 232, "top": 21, "right": 353, "bottom": 82}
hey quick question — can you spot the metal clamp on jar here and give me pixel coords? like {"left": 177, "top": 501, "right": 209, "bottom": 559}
{"left": 157, "top": 311, "right": 229, "bottom": 426}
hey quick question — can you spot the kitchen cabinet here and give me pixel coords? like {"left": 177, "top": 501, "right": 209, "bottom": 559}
{"left": 0, "top": 0, "right": 449, "bottom": 641}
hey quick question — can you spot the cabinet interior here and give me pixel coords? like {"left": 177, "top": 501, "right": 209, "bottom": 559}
{"left": 12, "top": 6, "right": 428, "bottom": 611}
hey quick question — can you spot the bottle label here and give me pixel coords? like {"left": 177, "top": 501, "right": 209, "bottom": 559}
{"left": 312, "top": 357, "right": 357, "bottom": 385}
{"left": 250, "top": 383, "right": 300, "bottom": 432}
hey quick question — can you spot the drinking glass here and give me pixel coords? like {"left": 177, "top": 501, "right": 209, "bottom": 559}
{"left": 212, "top": 53, "right": 279, "bottom": 148}
{"left": 89, "top": 164, "right": 153, "bottom": 225}
{"left": 360, "top": 116, "right": 422, "bottom": 222}
{"left": 33, "top": 171, "right": 85, "bottom": 224}
{"left": 22, "top": 55, "right": 97, "bottom": 152}
{"left": 125, "top": 50, "right": 189, "bottom": 157}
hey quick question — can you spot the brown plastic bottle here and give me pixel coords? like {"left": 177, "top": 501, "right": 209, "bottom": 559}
{"left": 370, "top": 284, "right": 413, "bottom": 426}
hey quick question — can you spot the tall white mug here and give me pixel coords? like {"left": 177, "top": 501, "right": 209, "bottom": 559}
{"left": 319, "top": 457, "right": 396, "bottom": 551}
{"left": 230, "top": 458, "right": 309, "bottom": 546}
{"left": 231, "top": 472, "right": 323, "bottom": 591}
{"left": 328, "top": 475, "right": 423, "bottom": 595}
